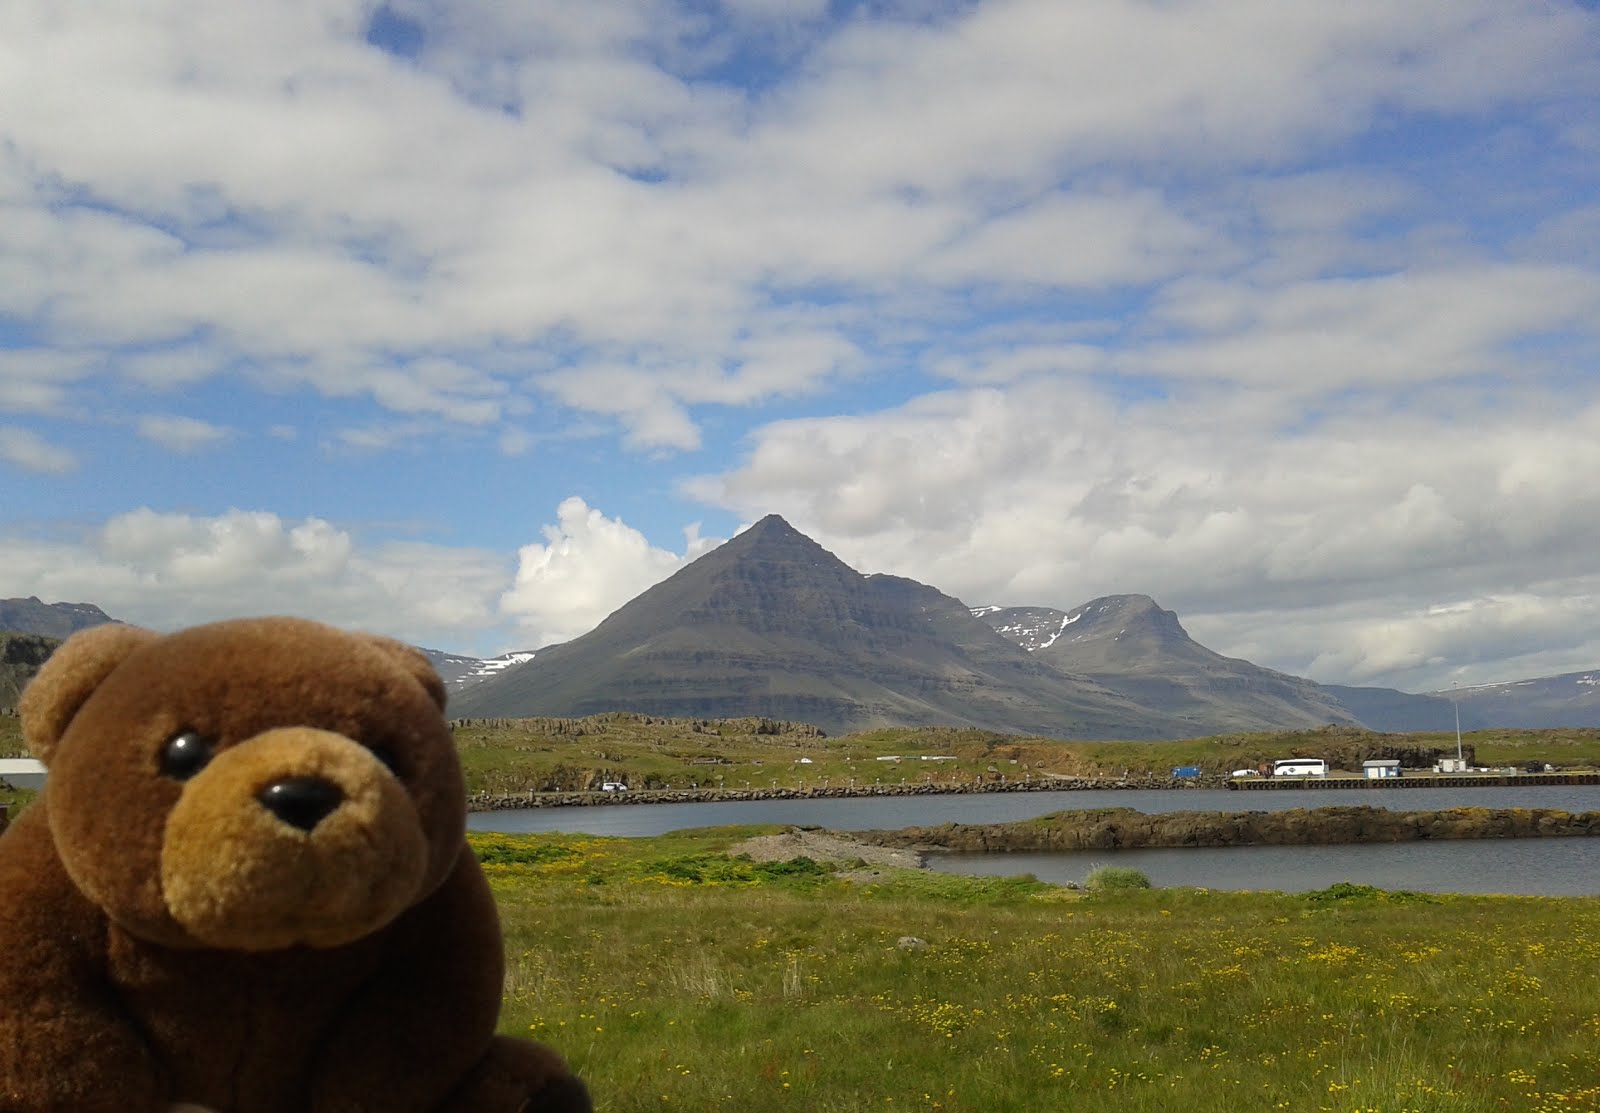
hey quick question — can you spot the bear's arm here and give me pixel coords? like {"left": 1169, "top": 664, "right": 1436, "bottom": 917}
{"left": 310, "top": 843, "right": 564, "bottom": 1113}
{"left": 0, "top": 803, "right": 168, "bottom": 1113}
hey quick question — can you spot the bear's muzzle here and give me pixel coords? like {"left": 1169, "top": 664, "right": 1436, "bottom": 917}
{"left": 160, "top": 728, "right": 430, "bottom": 952}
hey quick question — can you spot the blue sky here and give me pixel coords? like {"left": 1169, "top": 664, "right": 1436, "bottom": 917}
{"left": 3, "top": 0, "right": 1599, "bottom": 694}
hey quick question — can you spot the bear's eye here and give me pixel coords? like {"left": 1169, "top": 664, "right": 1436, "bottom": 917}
{"left": 369, "top": 745, "right": 404, "bottom": 778}
{"left": 159, "top": 730, "right": 215, "bottom": 781}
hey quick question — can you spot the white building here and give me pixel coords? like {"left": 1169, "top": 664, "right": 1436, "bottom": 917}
{"left": 0, "top": 757, "right": 46, "bottom": 791}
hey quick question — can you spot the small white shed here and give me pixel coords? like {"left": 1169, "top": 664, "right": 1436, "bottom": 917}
{"left": 1361, "top": 759, "right": 1402, "bottom": 780}
{"left": 0, "top": 757, "right": 47, "bottom": 791}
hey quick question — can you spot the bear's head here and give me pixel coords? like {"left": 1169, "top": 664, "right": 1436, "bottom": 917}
{"left": 19, "top": 617, "right": 467, "bottom": 952}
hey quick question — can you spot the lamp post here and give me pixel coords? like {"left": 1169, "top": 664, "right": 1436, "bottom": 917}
{"left": 1452, "top": 684, "right": 1464, "bottom": 769}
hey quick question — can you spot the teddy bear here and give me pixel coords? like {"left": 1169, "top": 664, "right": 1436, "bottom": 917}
{"left": 0, "top": 617, "right": 591, "bottom": 1113}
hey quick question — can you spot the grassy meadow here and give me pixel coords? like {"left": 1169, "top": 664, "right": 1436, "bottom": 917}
{"left": 479, "top": 827, "right": 1600, "bottom": 1113}
{"left": 451, "top": 716, "right": 1600, "bottom": 797}
{"left": 8, "top": 711, "right": 1600, "bottom": 796}
{"left": 7, "top": 696, "right": 1600, "bottom": 1110}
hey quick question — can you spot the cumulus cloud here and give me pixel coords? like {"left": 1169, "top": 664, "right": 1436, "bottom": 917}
{"left": 501, "top": 497, "right": 723, "bottom": 646}
{"left": 136, "top": 414, "right": 234, "bottom": 453}
{"left": 692, "top": 378, "right": 1600, "bottom": 691}
{"left": 2, "top": 1, "right": 1598, "bottom": 697}
{"left": 1136, "top": 265, "right": 1600, "bottom": 389}
{"left": 928, "top": 191, "right": 1227, "bottom": 289}
{"left": 2, "top": 0, "right": 1593, "bottom": 451}
{"left": 0, "top": 426, "right": 76, "bottom": 473}
{"left": 0, "top": 508, "right": 511, "bottom": 651}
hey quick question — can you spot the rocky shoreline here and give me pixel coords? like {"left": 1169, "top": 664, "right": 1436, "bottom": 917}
{"left": 853, "top": 804, "right": 1600, "bottom": 852}
{"left": 466, "top": 775, "right": 1176, "bottom": 811}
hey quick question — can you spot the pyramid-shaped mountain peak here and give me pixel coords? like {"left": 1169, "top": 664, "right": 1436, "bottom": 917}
{"left": 720, "top": 514, "right": 828, "bottom": 556}
{"left": 452, "top": 518, "right": 1188, "bottom": 738}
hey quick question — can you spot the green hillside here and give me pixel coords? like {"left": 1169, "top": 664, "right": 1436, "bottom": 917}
{"left": 450, "top": 716, "right": 1600, "bottom": 797}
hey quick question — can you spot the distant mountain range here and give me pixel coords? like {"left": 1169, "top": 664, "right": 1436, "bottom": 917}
{"left": 451, "top": 516, "right": 1194, "bottom": 738}
{"left": 418, "top": 648, "right": 540, "bottom": 691}
{"left": 446, "top": 516, "right": 1596, "bottom": 737}
{"left": 0, "top": 597, "right": 117, "bottom": 640}
{"left": 5, "top": 525, "right": 1598, "bottom": 737}
{"left": 970, "top": 596, "right": 1372, "bottom": 735}
{"left": 1432, "top": 670, "right": 1600, "bottom": 731}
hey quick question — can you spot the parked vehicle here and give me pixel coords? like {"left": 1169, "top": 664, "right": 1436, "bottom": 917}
{"left": 1271, "top": 758, "right": 1328, "bottom": 777}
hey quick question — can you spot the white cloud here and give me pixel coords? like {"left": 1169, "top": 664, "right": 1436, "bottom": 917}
{"left": 3, "top": 0, "right": 1592, "bottom": 453}
{"left": 539, "top": 366, "right": 704, "bottom": 452}
{"left": 136, "top": 414, "right": 233, "bottom": 453}
{"left": 0, "top": 507, "right": 511, "bottom": 651}
{"left": 1247, "top": 170, "right": 1414, "bottom": 233}
{"left": 747, "top": 0, "right": 1599, "bottom": 195}
{"left": 327, "top": 420, "right": 437, "bottom": 453}
{"left": 0, "top": 426, "right": 77, "bottom": 473}
{"left": 929, "top": 191, "right": 1227, "bottom": 288}
{"left": 1136, "top": 264, "right": 1600, "bottom": 389}
{"left": 0, "top": 498, "right": 724, "bottom": 657}
{"left": 0, "top": 350, "right": 98, "bottom": 413}
{"left": 1, "top": 0, "right": 1598, "bottom": 698}
{"left": 693, "top": 377, "right": 1600, "bottom": 690}
{"left": 927, "top": 343, "right": 1108, "bottom": 385}
{"left": 501, "top": 496, "right": 722, "bottom": 646}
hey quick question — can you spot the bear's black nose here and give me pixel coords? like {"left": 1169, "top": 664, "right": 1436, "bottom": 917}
{"left": 256, "top": 777, "right": 345, "bottom": 832}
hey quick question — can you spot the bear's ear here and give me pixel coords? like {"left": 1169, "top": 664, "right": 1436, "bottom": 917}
{"left": 20, "top": 624, "right": 160, "bottom": 765}
{"left": 361, "top": 634, "right": 448, "bottom": 714}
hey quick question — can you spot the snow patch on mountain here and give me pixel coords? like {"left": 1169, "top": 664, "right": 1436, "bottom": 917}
{"left": 421, "top": 647, "right": 541, "bottom": 691}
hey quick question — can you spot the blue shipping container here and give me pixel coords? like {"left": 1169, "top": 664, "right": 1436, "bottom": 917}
{"left": 1172, "top": 766, "right": 1203, "bottom": 778}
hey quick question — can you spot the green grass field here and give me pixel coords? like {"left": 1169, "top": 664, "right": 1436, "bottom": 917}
{"left": 453, "top": 717, "right": 1600, "bottom": 797}
{"left": 10, "top": 712, "right": 1600, "bottom": 797}
{"left": 477, "top": 828, "right": 1600, "bottom": 1113}
{"left": 9, "top": 709, "right": 1600, "bottom": 1109}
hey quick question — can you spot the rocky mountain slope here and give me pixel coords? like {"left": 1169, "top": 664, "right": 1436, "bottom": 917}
{"left": 420, "top": 648, "right": 539, "bottom": 692}
{"left": 0, "top": 597, "right": 117, "bottom": 639}
{"left": 1320, "top": 684, "right": 1475, "bottom": 734}
{"left": 11, "top": 540, "right": 1600, "bottom": 735}
{"left": 974, "top": 596, "right": 1362, "bottom": 733}
{"left": 1435, "top": 670, "right": 1600, "bottom": 730}
{"left": 452, "top": 516, "right": 1194, "bottom": 738}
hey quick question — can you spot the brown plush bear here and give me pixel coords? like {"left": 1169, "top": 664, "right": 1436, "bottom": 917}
{"left": 0, "top": 617, "right": 590, "bottom": 1113}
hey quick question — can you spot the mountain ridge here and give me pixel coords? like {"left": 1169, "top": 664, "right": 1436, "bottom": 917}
{"left": 8, "top": 533, "right": 1600, "bottom": 735}
{"left": 973, "top": 595, "right": 1364, "bottom": 734}
{"left": 450, "top": 516, "right": 1198, "bottom": 738}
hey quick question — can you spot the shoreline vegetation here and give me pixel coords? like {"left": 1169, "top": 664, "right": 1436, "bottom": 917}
{"left": 475, "top": 824, "right": 1600, "bottom": 1111}
{"left": 448, "top": 713, "right": 1600, "bottom": 799}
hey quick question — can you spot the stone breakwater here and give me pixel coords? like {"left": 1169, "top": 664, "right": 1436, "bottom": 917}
{"left": 853, "top": 805, "right": 1600, "bottom": 851}
{"left": 467, "top": 776, "right": 1173, "bottom": 811}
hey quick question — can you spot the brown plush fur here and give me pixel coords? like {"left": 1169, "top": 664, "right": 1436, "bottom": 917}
{"left": 0, "top": 617, "right": 589, "bottom": 1113}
